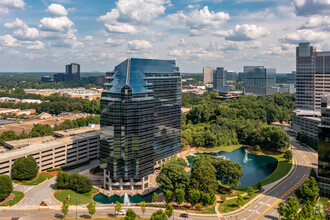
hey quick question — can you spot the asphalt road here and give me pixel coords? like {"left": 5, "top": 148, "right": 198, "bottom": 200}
{"left": 224, "top": 138, "right": 317, "bottom": 220}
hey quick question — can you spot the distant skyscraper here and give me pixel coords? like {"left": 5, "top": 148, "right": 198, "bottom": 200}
{"left": 213, "top": 67, "right": 235, "bottom": 92}
{"left": 296, "top": 42, "right": 330, "bottom": 110}
{"left": 237, "top": 72, "right": 245, "bottom": 82}
{"left": 100, "top": 58, "right": 181, "bottom": 191}
{"left": 244, "top": 66, "right": 277, "bottom": 95}
{"left": 203, "top": 67, "right": 213, "bottom": 84}
{"left": 287, "top": 71, "right": 296, "bottom": 87}
{"left": 318, "top": 95, "right": 330, "bottom": 197}
{"left": 226, "top": 70, "right": 236, "bottom": 82}
{"left": 54, "top": 63, "right": 80, "bottom": 82}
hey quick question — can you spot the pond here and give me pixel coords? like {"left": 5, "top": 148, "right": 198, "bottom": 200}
{"left": 187, "top": 147, "right": 278, "bottom": 188}
{"left": 93, "top": 189, "right": 162, "bottom": 204}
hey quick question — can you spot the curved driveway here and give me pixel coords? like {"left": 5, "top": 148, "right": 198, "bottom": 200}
{"left": 224, "top": 137, "right": 317, "bottom": 220}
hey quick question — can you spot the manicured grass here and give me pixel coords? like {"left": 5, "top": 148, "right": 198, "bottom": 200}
{"left": 23, "top": 173, "right": 54, "bottom": 185}
{"left": 198, "top": 205, "right": 216, "bottom": 214}
{"left": 0, "top": 191, "right": 24, "bottom": 206}
{"left": 218, "top": 196, "right": 251, "bottom": 213}
{"left": 319, "top": 196, "right": 329, "bottom": 207}
{"left": 197, "top": 145, "right": 243, "bottom": 153}
{"left": 54, "top": 189, "right": 96, "bottom": 205}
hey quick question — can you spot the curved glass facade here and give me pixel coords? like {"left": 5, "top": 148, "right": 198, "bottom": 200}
{"left": 100, "top": 58, "right": 181, "bottom": 188}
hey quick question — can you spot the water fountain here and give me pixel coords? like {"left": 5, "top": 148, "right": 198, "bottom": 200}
{"left": 123, "top": 193, "right": 130, "bottom": 205}
{"left": 243, "top": 149, "right": 250, "bottom": 163}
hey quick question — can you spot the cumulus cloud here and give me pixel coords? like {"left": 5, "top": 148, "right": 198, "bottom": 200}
{"left": 4, "top": 18, "right": 39, "bottom": 40}
{"left": 26, "top": 41, "right": 44, "bottom": 50}
{"left": 293, "top": 0, "right": 330, "bottom": 16}
{"left": 46, "top": 4, "right": 68, "bottom": 17}
{"left": 168, "top": 6, "right": 230, "bottom": 35}
{"left": 105, "top": 38, "right": 125, "bottom": 47}
{"left": 301, "top": 16, "right": 330, "bottom": 30}
{"left": 0, "top": 34, "right": 18, "bottom": 47}
{"left": 281, "top": 29, "right": 329, "bottom": 44}
{"left": 215, "top": 24, "right": 269, "bottom": 41}
{"left": 98, "top": 0, "right": 169, "bottom": 34}
{"left": 127, "top": 40, "right": 152, "bottom": 51}
{"left": 85, "top": 36, "right": 93, "bottom": 41}
{"left": 0, "top": 0, "right": 25, "bottom": 14}
{"left": 39, "top": 16, "right": 74, "bottom": 32}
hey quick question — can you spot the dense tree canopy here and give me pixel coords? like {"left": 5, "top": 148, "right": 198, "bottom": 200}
{"left": 156, "top": 158, "right": 190, "bottom": 192}
{"left": 56, "top": 172, "right": 93, "bottom": 193}
{"left": 0, "top": 175, "right": 13, "bottom": 201}
{"left": 11, "top": 155, "right": 38, "bottom": 180}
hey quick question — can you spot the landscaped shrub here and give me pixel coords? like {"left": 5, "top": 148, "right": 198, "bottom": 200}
{"left": 55, "top": 172, "right": 92, "bottom": 194}
{"left": 11, "top": 155, "right": 38, "bottom": 181}
{"left": 0, "top": 175, "right": 13, "bottom": 201}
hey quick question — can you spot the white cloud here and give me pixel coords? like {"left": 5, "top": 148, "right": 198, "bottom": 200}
{"left": 39, "top": 16, "right": 74, "bottom": 32}
{"left": 168, "top": 6, "right": 230, "bottom": 35}
{"left": 293, "top": 0, "right": 330, "bottom": 16}
{"left": 0, "top": 34, "right": 18, "bottom": 47}
{"left": 4, "top": 18, "right": 39, "bottom": 40}
{"left": 127, "top": 40, "right": 152, "bottom": 51}
{"left": 301, "top": 16, "right": 330, "bottom": 30}
{"left": 215, "top": 24, "right": 269, "bottom": 41}
{"left": 46, "top": 4, "right": 68, "bottom": 17}
{"left": 26, "top": 41, "right": 44, "bottom": 50}
{"left": 98, "top": 0, "right": 169, "bottom": 34}
{"left": 105, "top": 38, "right": 125, "bottom": 47}
{"left": 0, "top": 0, "right": 25, "bottom": 14}
{"left": 281, "top": 29, "right": 329, "bottom": 43}
{"left": 85, "top": 36, "right": 93, "bottom": 41}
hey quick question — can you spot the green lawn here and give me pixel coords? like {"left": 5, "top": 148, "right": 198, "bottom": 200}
{"left": 23, "top": 173, "right": 55, "bottom": 185}
{"left": 218, "top": 196, "right": 251, "bottom": 213}
{"left": 54, "top": 217, "right": 149, "bottom": 220}
{"left": 0, "top": 191, "right": 24, "bottom": 206}
{"left": 319, "top": 196, "right": 329, "bottom": 207}
{"left": 197, "top": 145, "right": 243, "bottom": 153}
{"left": 54, "top": 189, "right": 96, "bottom": 205}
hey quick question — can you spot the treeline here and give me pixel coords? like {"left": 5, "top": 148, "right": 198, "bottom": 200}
{"left": 0, "top": 74, "right": 104, "bottom": 90}
{"left": 0, "top": 91, "right": 100, "bottom": 115}
{"left": 0, "top": 115, "right": 100, "bottom": 145}
{"left": 182, "top": 92, "right": 293, "bottom": 152}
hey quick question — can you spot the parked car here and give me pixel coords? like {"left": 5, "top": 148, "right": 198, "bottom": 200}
{"left": 179, "top": 213, "right": 189, "bottom": 218}
{"left": 116, "top": 210, "right": 126, "bottom": 215}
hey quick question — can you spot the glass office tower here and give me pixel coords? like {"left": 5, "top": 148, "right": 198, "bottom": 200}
{"left": 100, "top": 58, "right": 181, "bottom": 191}
{"left": 318, "top": 95, "right": 330, "bottom": 197}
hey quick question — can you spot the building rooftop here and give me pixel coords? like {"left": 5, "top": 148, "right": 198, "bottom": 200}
{"left": 53, "top": 124, "right": 100, "bottom": 138}
{"left": 2, "top": 126, "right": 100, "bottom": 159}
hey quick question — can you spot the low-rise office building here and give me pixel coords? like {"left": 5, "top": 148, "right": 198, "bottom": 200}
{"left": 292, "top": 109, "right": 321, "bottom": 139}
{"left": 0, "top": 125, "right": 100, "bottom": 176}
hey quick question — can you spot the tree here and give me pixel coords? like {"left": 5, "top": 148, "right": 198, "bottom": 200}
{"left": 309, "top": 168, "right": 318, "bottom": 182}
{"left": 87, "top": 203, "right": 96, "bottom": 218}
{"left": 140, "top": 202, "right": 146, "bottom": 216}
{"left": 115, "top": 201, "right": 122, "bottom": 214}
{"left": 174, "top": 189, "right": 185, "bottom": 205}
{"left": 29, "top": 124, "right": 53, "bottom": 137}
{"left": 236, "top": 194, "right": 244, "bottom": 207}
{"left": 211, "top": 157, "right": 243, "bottom": 187}
{"left": 61, "top": 201, "right": 69, "bottom": 218}
{"left": 256, "top": 182, "right": 262, "bottom": 191}
{"left": 11, "top": 155, "right": 38, "bottom": 181}
{"left": 68, "top": 173, "right": 92, "bottom": 193}
{"left": 125, "top": 209, "right": 136, "bottom": 220}
{"left": 151, "top": 209, "right": 167, "bottom": 220}
{"left": 55, "top": 172, "right": 70, "bottom": 189}
{"left": 188, "top": 189, "right": 201, "bottom": 207}
{"left": 190, "top": 156, "right": 218, "bottom": 193}
{"left": 156, "top": 158, "right": 189, "bottom": 192}
{"left": 201, "top": 193, "right": 211, "bottom": 206}
{"left": 298, "top": 201, "right": 325, "bottom": 220}
{"left": 0, "top": 175, "right": 13, "bottom": 201}
{"left": 247, "top": 186, "right": 254, "bottom": 198}
{"left": 284, "top": 150, "right": 293, "bottom": 161}
{"left": 165, "top": 204, "right": 173, "bottom": 218}
{"left": 294, "top": 188, "right": 302, "bottom": 200}
{"left": 278, "top": 196, "right": 300, "bottom": 220}
{"left": 165, "top": 190, "right": 172, "bottom": 204}
{"left": 152, "top": 192, "right": 158, "bottom": 203}
{"left": 301, "top": 177, "right": 319, "bottom": 203}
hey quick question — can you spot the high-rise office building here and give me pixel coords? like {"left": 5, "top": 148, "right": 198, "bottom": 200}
{"left": 226, "top": 70, "right": 236, "bottom": 82}
{"left": 287, "top": 71, "right": 296, "bottom": 87}
{"left": 203, "top": 67, "right": 213, "bottom": 84}
{"left": 237, "top": 72, "right": 245, "bottom": 82}
{"left": 244, "top": 66, "right": 277, "bottom": 95}
{"left": 296, "top": 42, "right": 330, "bottom": 110}
{"left": 100, "top": 58, "right": 181, "bottom": 191}
{"left": 54, "top": 63, "right": 80, "bottom": 82}
{"left": 318, "top": 95, "right": 330, "bottom": 197}
{"left": 213, "top": 67, "right": 236, "bottom": 92}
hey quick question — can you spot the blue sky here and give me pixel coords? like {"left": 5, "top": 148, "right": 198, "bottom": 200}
{"left": 1, "top": 0, "right": 330, "bottom": 73}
